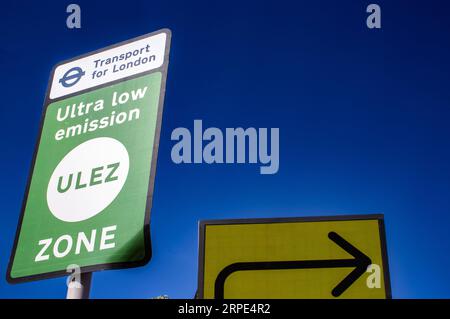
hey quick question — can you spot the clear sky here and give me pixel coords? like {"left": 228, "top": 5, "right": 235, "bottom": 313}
{"left": 1, "top": 0, "right": 450, "bottom": 298}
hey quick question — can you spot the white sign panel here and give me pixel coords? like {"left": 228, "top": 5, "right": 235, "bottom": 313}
{"left": 50, "top": 32, "right": 167, "bottom": 99}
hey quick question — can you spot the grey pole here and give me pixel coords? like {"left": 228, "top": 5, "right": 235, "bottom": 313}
{"left": 66, "top": 272, "right": 92, "bottom": 299}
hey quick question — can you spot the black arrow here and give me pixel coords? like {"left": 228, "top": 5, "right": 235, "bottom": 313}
{"left": 214, "top": 231, "right": 372, "bottom": 299}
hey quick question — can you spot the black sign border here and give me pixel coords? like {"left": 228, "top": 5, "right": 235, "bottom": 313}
{"left": 6, "top": 28, "right": 172, "bottom": 284}
{"left": 197, "top": 214, "right": 392, "bottom": 299}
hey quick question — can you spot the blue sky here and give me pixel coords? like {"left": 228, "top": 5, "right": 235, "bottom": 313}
{"left": 1, "top": 0, "right": 450, "bottom": 298}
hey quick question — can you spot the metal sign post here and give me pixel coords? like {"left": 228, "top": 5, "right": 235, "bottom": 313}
{"left": 66, "top": 272, "right": 92, "bottom": 299}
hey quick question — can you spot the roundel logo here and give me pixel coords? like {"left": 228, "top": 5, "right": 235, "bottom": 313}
{"left": 59, "top": 66, "right": 85, "bottom": 88}
{"left": 47, "top": 137, "right": 130, "bottom": 223}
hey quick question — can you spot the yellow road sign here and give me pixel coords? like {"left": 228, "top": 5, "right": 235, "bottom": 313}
{"left": 198, "top": 215, "right": 390, "bottom": 299}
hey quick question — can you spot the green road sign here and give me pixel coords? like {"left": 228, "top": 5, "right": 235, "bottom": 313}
{"left": 7, "top": 29, "right": 171, "bottom": 283}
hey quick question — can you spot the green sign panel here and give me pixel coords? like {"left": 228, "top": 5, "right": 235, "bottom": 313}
{"left": 7, "top": 29, "right": 171, "bottom": 283}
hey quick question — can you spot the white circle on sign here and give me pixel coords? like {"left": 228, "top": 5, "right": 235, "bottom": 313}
{"left": 47, "top": 137, "right": 129, "bottom": 222}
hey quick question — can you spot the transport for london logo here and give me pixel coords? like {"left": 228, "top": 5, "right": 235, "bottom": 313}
{"left": 59, "top": 66, "right": 85, "bottom": 88}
